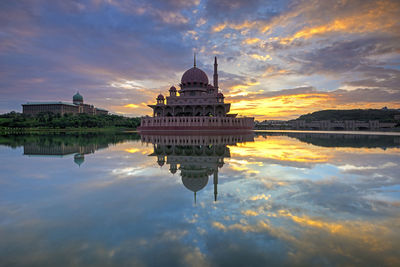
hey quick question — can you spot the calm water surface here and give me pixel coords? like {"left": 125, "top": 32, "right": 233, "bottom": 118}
{"left": 0, "top": 131, "right": 399, "bottom": 266}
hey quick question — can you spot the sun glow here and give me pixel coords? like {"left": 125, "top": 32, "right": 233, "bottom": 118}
{"left": 229, "top": 93, "right": 334, "bottom": 120}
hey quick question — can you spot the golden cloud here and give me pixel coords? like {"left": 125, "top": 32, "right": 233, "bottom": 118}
{"left": 212, "top": 20, "right": 257, "bottom": 33}
{"left": 249, "top": 194, "right": 271, "bottom": 201}
{"left": 274, "top": 0, "right": 400, "bottom": 44}
{"left": 123, "top": 104, "right": 140, "bottom": 108}
{"left": 242, "top": 37, "right": 262, "bottom": 45}
{"left": 249, "top": 54, "right": 271, "bottom": 61}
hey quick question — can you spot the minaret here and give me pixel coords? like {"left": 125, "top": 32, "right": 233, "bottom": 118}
{"left": 194, "top": 53, "right": 196, "bottom": 68}
{"left": 213, "top": 170, "right": 218, "bottom": 202}
{"left": 213, "top": 56, "right": 218, "bottom": 90}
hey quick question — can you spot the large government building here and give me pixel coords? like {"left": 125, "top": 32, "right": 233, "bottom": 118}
{"left": 22, "top": 92, "right": 108, "bottom": 116}
{"left": 138, "top": 56, "right": 254, "bottom": 131}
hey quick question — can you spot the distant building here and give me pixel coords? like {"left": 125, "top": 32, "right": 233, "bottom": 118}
{"left": 22, "top": 92, "right": 108, "bottom": 116}
{"left": 289, "top": 120, "right": 397, "bottom": 130}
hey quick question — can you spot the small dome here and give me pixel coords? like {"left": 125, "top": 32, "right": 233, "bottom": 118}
{"left": 182, "top": 176, "right": 209, "bottom": 193}
{"left": 157, "top": 94, "right": 164, "bottom": 100}
{"left": 181, "top": 67, "right": 209, "bottom": 85}
{"left": 74, "top": 153, "right": 84, "bottom": 166}
{"left": 169, "top": 165, "right": 177, "bottom": 174}
{"left": 217, "top": 92, "right": 224, "bottom": 98}
{"left": 73, "top": 92, "right": 83, "bottom": 101}
{"left": 169, "top": 86, "right": 177, "bottom": 91}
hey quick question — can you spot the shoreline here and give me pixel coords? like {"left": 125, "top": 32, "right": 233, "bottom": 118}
{"left": 1, "top": 128, "right": 400, "bottom": 136}
{"left": 0, "top": 127, "right": 136, "bottom": 134}
{"left": 255, "top": 129, "right": 400, "bottom": 136}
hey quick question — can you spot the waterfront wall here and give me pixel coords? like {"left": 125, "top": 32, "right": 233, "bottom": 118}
{"left": 141, "top": 133, "right": 254, "bottom": 145}
{"left": 139, "top": 116, "right": 254, "bottom": 130}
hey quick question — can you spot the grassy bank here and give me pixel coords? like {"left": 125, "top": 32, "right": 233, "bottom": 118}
{"left": 0, "top": 126, "right": 137, "bottom": 134}
{"left": 0, "top": 112, "right": 141, "bottom": 132}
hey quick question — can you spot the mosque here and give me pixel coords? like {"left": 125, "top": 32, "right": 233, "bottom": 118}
{"left": 22, "top": 92, "right": 108, "bottom": 116}
{"left": 142, "top": 133, "right": 254, "bottom": 203}
{"left": 138, "top": 56, "right": 254, "bottom": 131}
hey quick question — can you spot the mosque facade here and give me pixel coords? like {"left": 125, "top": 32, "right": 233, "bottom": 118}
{"left": 138, "top": 57, "right": 254, "bottom": 131}
{"left": 22, "top": 92, "right": 108, "bottom": 116}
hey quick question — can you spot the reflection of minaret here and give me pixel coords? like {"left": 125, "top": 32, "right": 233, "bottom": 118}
{"left": 213, "top": 170, "right": 218, "bottom": 202}
{"left": 157, "top": 155, "right": 165, "bottom": 167}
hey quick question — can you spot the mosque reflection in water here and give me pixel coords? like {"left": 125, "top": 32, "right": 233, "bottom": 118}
{"left": 142, "top": 133, "right": 254, "bottom": 202}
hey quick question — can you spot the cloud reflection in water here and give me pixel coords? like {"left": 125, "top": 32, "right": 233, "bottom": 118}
{"left": 0, "top": 132, "right": 399, "bottom": 266}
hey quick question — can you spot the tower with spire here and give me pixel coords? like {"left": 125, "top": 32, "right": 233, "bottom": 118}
{"left": 213, "top": 56, "right": 218, "bottom": 90}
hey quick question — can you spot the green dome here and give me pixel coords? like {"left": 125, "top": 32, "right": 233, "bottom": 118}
{"left": 74, "top": 153, "right": 84, "bottom": 166}
{"left": 73, "top": 92, "right": 83, "bottom": 102}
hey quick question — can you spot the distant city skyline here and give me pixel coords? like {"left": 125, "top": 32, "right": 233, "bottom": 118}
{"left": 1, "top": 0, "right": 399, "bottom": 120}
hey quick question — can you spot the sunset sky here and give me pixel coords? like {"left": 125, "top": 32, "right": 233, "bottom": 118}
{"left": 1, "top": 0, "right": 400, "bottom": 120}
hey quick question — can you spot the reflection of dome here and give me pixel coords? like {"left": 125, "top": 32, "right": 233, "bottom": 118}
{"left": 74, "top": 153, "right": 84, "bottom": 166}
{"left": 73, "top": 92, "right": 83, "bottom": 102}
{"left": 169, "top": 164, "right": 177, "bottom": 174}
{"left": 181, "top": 67, "right": 209, "bottom": 85}
{"left": 182, "top": 175, "right": 209, "bottom": 192}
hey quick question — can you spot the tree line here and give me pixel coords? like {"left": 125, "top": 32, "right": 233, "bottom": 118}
{"left": 296, "top": 109, "right": 400, "bottom": 122}
{"left": 0, "top": 112, "right": 141, "bottom": 129}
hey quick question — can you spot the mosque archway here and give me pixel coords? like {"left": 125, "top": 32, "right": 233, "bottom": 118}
{"left": 165, "top": 107, "right": 173, "bottom": 117}
{"left": 154, "top": 107, "right": 163, "bottom": 117}
{"left": 205, "top": 106, "right": 214, "bottom": 116}
{"left": 216, "top": 105, "right": 225, "bottom": 117}
{"left": 184, "top": 106, "right": 194, "bottom": 116}
{"left": 194, "top": 106, "right": 203, "bottom": 116}
{"left": 174, "top": 106, "right": 183, "bottom": 116}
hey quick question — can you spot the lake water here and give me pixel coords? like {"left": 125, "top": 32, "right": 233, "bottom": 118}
{"left": 0, "top": 131, "right": 399, "bottom": 266}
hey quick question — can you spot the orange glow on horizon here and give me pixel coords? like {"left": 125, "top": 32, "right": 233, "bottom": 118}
{"left": 228, "top": 135, "right": 400, "bottom": 164}
{"left": 226, "top": 92, "right": 400, "bottom": 120}
{"left": 229, "top": 135, "right": 332, "bottom": 164}
{"left": 229, "top": 93, "right": 334, "bottom": 120}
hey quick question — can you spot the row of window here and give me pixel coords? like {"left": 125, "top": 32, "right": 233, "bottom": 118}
{"left": 146, "top": 137, "right": 243, "bottom": 144}
{"left": 143, "top": 118, "right": 244, "bottom": 124}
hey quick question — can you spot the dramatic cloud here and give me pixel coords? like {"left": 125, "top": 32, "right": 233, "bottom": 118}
{"left": 0, "top": 0, "right": 399, "bottom": 117}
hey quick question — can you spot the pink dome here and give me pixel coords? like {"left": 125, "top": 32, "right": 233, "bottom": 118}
{"left": 181, "top": 67, "right": 209, "bottom": 85}
{"left": 157, "top": 94, "right": 164, "bottom": 100}
{"left": 169, "top": 86, "right": 177, "bottom": 91}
